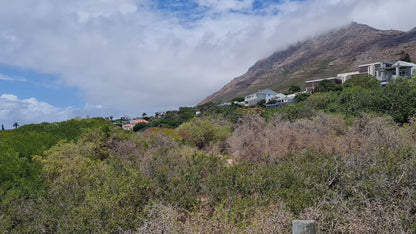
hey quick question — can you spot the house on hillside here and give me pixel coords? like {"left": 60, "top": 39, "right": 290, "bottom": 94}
{"left": 305, "top": 77, "right": 342, "bottom": 92}
{"left": 266, "top": 93, "right": 296, "bottom": 108}
{"left": 122, "top": 124, "right": 133, "bottom": 131}
{"left": 305, "top": 60, "right": 416, "bottom": 92}
{"left": 244, "top": 88, "right": 278, "bottom": 106}
{"left": 122, "top": 119, "right": 149, "bottom": 131}
{"left": 131, "top": 119, "right": 149, "bottom": 125}
{"left": 359, "top": 60, "right": 416, "bottom": 85}
{"left": 390, "top": 60, "right": 416, "bottom": 79}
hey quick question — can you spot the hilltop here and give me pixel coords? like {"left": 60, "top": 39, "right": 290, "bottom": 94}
{"left": 201, "top": 22, "right": 416, "bottom": 103}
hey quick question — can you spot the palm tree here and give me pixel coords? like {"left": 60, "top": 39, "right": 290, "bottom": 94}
{"left": 13, "top": 122, "right": 19, "bottom": 129}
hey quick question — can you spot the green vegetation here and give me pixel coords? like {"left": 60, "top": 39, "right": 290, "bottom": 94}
{"left": 232, "top": 97, "right": 245, "bottom": 102}
{"left": 2, "top": 75, "right": 416, "bottom": 232}
{"left": 288, "top": 85, "right": 301, "bottom": 94}
{"left": 133, "top": 122, "right": 149, "bottom": 132}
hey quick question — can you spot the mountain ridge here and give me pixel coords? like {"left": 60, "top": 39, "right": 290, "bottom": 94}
{"left": 201, "top": 22, "right": 416, "bottom": 103}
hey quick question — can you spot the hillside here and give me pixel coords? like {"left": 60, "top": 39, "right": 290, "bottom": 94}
{"left": 3, "top": 75, "right": 416, "bottom": 232}
{"left": 201, "top": 22, "right": 416, "bottom": 103}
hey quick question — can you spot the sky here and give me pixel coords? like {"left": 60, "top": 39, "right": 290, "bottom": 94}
{"left": 0, "top": 0, "right": 416, "bottom": 128}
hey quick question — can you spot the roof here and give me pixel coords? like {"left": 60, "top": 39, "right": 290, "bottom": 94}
{"left": 275, "top": 93, "right": 286, "bottom": 99}
{"left": 358, "top": 61, "right": 394, "bottom": 67}
{"left": 131, "top": 119, "right": 149, "bottom": 124}
{"left": 122, "top": 124, "right": 133, "bottom": 130}
{"left": 337, "top": 71, "right": 359, "bottom": 76}
{"left": 256, "top": 88, "right": 278, "bottom": 96}
{"left": 358, "top": 62, "right": 382, "bottom": 67}
{"left": 286, "top": 94, "right": 296, "bottom": 98}
{"left": 305, "top": 77, "right": 338, "bottom": 83}
{"left": 392, "top": 61, "right": 416, "bottom": 68}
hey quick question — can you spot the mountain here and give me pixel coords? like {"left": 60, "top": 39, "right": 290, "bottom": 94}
{"left": 201, "top": 22, "right": 416, "bottom": 103}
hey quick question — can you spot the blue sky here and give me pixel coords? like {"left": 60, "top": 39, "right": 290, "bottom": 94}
{"left": 0, "top": 64, "right": 83, "bottom": 108}
{"left": 0, "top": 0, "right": 415, "bottom": 128}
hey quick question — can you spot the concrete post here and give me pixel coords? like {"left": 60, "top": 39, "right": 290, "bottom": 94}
{"left": 293, "top": 220, "right": 316, "bottom": 234}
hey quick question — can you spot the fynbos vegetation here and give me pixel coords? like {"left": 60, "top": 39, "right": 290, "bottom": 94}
{"left": 2, "top": 76, "right": 416, "bottom": 232}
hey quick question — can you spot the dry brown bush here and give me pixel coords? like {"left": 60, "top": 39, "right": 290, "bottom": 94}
{"left": 228, "top": 113, "right": 416, "bottom": 163}
{"left": 136, "top": 202, "right": 294, "bottom": 234}
{"left": 243, "top": 202, "right": 293, "bottom": 234}
{"left": 228, "top": 114, "right": 348, "bottom": 162}
{"left": 137, "top": 203, "right": 183, "bottom": 233}
{"left": 300, "top": 197, "right": 409, "bottom": 233}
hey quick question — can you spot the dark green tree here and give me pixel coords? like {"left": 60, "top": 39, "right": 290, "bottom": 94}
{"left": 288, "top": 85, "right": 301, "bottom": 94}
{"left": 232, "top": 97, "right": 245, "bottom": 102}
{"left": 384, "top": 77, "right": 416, "bottom": 123}
{"left": 133, "top": 122, "right": 149, "bottom": 132}
{"left": 294, "top": 93, "right": 311, "bottom": 103}
{"left": 313, "top": 80, "right": 342, "bottom": 93}
{"left": 343, "top": 75, "right": 379, "bottom": 89}
{"left": 257, "top": 99, "right": 267, "bottom": 107}
{"left": 400, "top": 50, "right": 412, "bottom": 62}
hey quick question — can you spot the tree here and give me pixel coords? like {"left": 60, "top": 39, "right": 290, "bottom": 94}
{"left": 177, "top": 118, "right": 231, "bottom": 149}
{"left": 232, "top": 97, "right": 245, "bottom": 102}
{"left": 257, "top": 99, "right": 267, "bottom": 107}
{"left": 400, "top": 50, "right": 412, "bottom": 62}
{"left": 313, "top": 80, "right": 342, "bottom": 93}
{"left": 288, "top": 85, "right": 301, "bottom": 94}
{"left": 294, "top": 93, "right": 311, "bottom": 103}
{"left": 343, "top": 75, "right": 379, "bottom": 89}
{"left": 142, "top": 113, "right": 150, "bottom": 121}
{"left": 133, "top": 122, "right": 148, "bottom": 132}
{"left": 384, "top": 77, "right": 416, "bottom": 123}
{"left": 13, "top": 122, "right": 19, "bottom": 129}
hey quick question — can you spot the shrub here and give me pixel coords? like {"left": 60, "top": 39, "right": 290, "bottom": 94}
{"left": 177, "top": 118, "right": 231, "bottom": 150}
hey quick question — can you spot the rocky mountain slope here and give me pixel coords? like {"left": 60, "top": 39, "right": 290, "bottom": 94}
{"left": 201, "top": 22, "right": 416, "bottom": 103}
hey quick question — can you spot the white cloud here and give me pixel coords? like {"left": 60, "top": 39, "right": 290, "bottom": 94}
{"left": 0, "top": 74, "right": 14, "bottom": 81}
{"left": 0, "top": 94, "right": 76, "bottom": 128}
{"left": 0, "top": 73, "right": 27, "bottom": 82}
{"left": 197, "top": 0, "right": 254, "bottom": 13}
{"left": 0, "top": 0, "right": 414, "bottom": 123}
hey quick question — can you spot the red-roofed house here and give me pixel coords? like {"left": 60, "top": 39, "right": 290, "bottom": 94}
{"left": 131, "top": 119, "right": 149, "bottom": 125}
{"left": 122, "top": 124, "right": 133, "bottom": 131}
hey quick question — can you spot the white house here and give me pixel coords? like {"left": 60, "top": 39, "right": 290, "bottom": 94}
{"left": 337, "top": 71, "right": 360, "bottom": 83}
{"left": 391, "top": 61, "right": 416, "bottom": 79}
{"left": 358, "top": 60, "right": 416, "bottom": 84}
{"left": 265, "top": 93, "right": 296, "bottom": 108}
{"left": 245, "top": 88, "right": 278, "bottom": 106}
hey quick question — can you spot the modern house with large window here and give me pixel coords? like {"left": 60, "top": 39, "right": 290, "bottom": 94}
{"left": 359, "top": 60, "right": 416, "bottom": 85}
{"left": 244, "top": 88, "right": 278, "bottom": 106}
{"left": 306, "top": 60, "right": 416, "bottom": 92}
